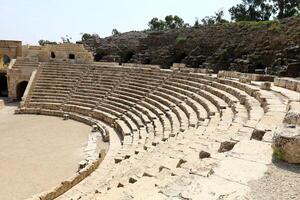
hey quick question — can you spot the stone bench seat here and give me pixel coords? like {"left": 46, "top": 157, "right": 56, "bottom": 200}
{"left": 68, "top": 94, "right": 102, "bottom": 102}
{"left": 150, "top": 90, "right": 188, "bottom": 123}
{"left": 75, "top": 87, "right": 113, "bottom": 95}
{"left": 120, "top": 83, "right": 153, "bottom": 94}
{"left": 117, "top": 86, "right": 148, "bottom": 97}
{"left": 27, "top": 102, "right": 62, "bottom": 110}
{"left": 113, "top": 89, "right": 145, "bottom": 101}
{"left": 35, "top": 82, "right": 75, "bottom": 88}
{"left": 127, "top": 74, "right": 167, "bottom": 82}
{"left": 32, "top": 88, "right": 70, "bottom": 95}
{"left": 145, "top": 93, "right": 183, "bottom": 133}
{"left": 125, "top": 77, "right": 164, "bottom": 86}
{"left": 171, "top": 77, "right": 239, "bottom": 108}
{"left": 110, "top": 92, "right": 141, "bottom": 104}
{"left": 99, "top": 102, "right": 145, "bottom": 133}
{"left": 168, "top": 79, "right": 228, "bottom": 110}
{"left": 62, "top": 104, "right": 92, "bottom": 116}
{"left": 66, "top": 100, "right": 96, "bottom": 109}
{"left": 121, "top": 80, "right": 157, "bottom": 90}
{"left": 91, "top": 109, "right": 117, "bottom": 126}
{"left": 32, "top": 88, "right": 70, "bottom": 94}
{"left": 39, "top": 71, "right": 83, "bottom": 77}
{"left": 155, "top": 86, "right": 198, "bottom": 126}
{"left": 31, "top": 95, "right": 66, "bottom": 100}
{"left": 38, "top": 76, "right": 78, "bottom": 82}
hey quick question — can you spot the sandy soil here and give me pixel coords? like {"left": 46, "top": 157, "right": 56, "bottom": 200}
{"left": 248, "top": 159, "right": 300, "bottom": 200}
{"left": 0, "top": 104, "right": 90, "bottom": 200}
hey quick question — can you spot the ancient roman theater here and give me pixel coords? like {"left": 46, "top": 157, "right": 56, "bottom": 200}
{"left": 0, "top": 40, "right": 299, "bottom": 200}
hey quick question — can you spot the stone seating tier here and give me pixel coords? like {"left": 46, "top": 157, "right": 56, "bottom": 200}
{"left": 18, "top": 62, "right": 291, "bottom": 200}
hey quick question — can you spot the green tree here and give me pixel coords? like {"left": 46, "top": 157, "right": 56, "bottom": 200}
{"left": 112, "top": 29, "right": 121, "bottom": 35}
{"left": 229, "top": 0, "right": 274, "bottom": 21}
{"left": 38, "top": 40, "right": 57, "bottom": 46}
{"left": 61, "top": 35, "right": 72, "bottom": 43}
{"left": 148, "top": 15, "right": 185, "bottom": 30}
{"left": 272, "top": 0, "right": 299, "bottom": 19}
{"left": 81, "top": 33, "right": 100, "bottom": 42}
{"left": 194, "top": 17, "right": 200, "bottom": 27}
{"left": 164, "top": 15, "right": 185, "bottom": 29}
{"left": 201, "top": 9, "right": 229, "bottom": 25}
{"left": 148, "top": 17, "right": 165, "bottom": 31}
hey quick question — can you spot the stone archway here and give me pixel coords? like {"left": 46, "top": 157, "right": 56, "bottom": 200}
{"left": 16, "top": 81, "right": 28, "bottom": 101}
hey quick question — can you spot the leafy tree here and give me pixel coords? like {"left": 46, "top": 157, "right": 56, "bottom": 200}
{"left": 229, "top": 0, "right": 274, "bottom": 21}
{"left": 201, "top": 16, "right": 217, "bottom": 25}
{"left": 61, "top": 35, "right": 72, "bottom": 43}
{"left": 112, "top": 29, "right": 121, "bottom": 35}
{"left": 81, "top": 33, "right": 100, "bottom": 42}
{"left": 38, "top": 40, "right": 57, "bottom": 46}
{"left": 201, "top": 9, "right": 229, "bottom": 25}
{"left": 194, "top": 17, "right": 200, "bottom": 27}
{"left": 165, "top": 15, "right": 185, "bottom": 29}
{"left": 148, "top": 15, "right": 185, "bottom": 30}
{"left": 272, "top": 0, "right": 299, "bottom": 19}
{"left": 148, "top": 17, "right": 166, "bottom": 31}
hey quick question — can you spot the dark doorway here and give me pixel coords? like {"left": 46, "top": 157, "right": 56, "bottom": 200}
{"left": 16, "top": 81, "right": 28, "bottom": 100}
{"left": 94, "top": 53, "right": 102, "bottom": 62}
{"left": 0, "top": 73, "right": 8, "bottom": 97}
{"left": 51, "top": 52, "right": 56, "bottom": 58}
{"left": 69, "top": 54, "right": 75, "bottom": 59}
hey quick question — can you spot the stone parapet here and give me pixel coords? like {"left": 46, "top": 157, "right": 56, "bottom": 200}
{"left": 218, "top": 70, "right": 275, "bottom": 82}
{"left": 274, "top": 77, "right": 300, "bottom": 92}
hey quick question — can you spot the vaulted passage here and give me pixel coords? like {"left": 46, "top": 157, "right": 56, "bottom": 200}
{"left": 0, "top": 73, "right": 8, "bottom": 97}
{"left": 16, "top": 81, "right": 28, "bottom": 100}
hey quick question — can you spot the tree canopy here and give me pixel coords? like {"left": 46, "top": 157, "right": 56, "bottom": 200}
{"left": 148, "top": 15, "right": 186, "bottom": 31}
{"left": 273, "top": 0, "right": 299, "bottom": 19}
{"left": 200, "top": 10, "right": 229, "bottom": 26}
{"left": 112, "top": 29, "right": 121, "bottom": 36}
{"left": 38, "top": 40, "right": 57, "bottom": 46}
{"left": 229, "top": 0, "right": 299, "bottom": 21}
{"left": 229, "top": 0, "right": 274, "bottom": 21}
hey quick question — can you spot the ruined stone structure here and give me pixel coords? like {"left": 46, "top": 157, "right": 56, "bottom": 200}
{"left": 0, "top": 29, "right": 299, "bottom": 198}
{"left": 0, "top": 40, "right": 22, "bottom": 97}
{"left": 10, "top": 57, "right": 298, "bottom": 199}
{"left": 6, "top": 43, "right": 93, "bottom": 100}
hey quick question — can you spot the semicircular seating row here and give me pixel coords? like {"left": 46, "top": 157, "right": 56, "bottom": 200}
{"left": 19, "top": 62, "right": 269, "bottom": 199}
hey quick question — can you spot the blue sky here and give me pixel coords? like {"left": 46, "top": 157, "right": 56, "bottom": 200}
{"left": 0, "top": 0, "right": 240, "bottom": 44}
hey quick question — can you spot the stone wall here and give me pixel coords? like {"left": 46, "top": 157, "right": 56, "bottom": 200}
{"left": 274, "top": 78, "right": 300, "bottom": 92}
{"left": 22, "top": 43, "right": 93, "bottom": 64}
{"left": 218, "top": 70, "right": 275, "bottom": 82}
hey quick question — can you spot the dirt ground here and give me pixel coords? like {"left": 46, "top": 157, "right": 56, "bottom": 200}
{"left": 247, "top": 159, "right": 300, "bottom": 200}
{"left": 0, "top": 103, "right": 90, "bottom": 200}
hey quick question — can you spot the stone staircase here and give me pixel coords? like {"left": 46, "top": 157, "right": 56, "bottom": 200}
{"left": 17, "top": 63, "right": 295, "bottom": 200}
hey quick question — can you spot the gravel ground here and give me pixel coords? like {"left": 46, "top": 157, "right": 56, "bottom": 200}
{"left": 248, "top": 159, "right": 300, "bottom": 200}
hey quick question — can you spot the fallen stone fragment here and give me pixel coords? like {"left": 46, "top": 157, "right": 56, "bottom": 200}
{"left": 260, "top": 82, "right": 271, "bottom": 90}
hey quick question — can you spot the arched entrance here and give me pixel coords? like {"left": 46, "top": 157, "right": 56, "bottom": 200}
{"left": 16, "top": 81, "right": 28, "bottom": 101}
{"left": 0, "top": 73, "right": 8, "bottom": 97}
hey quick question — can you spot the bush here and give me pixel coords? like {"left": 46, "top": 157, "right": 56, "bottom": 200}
{"left": 175, "top": 35, "right": 187, "bottom": 45}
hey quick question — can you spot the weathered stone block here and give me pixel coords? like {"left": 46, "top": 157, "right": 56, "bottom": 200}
{"left": 272, "top": 126, "right": 300, "bottom": 164}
